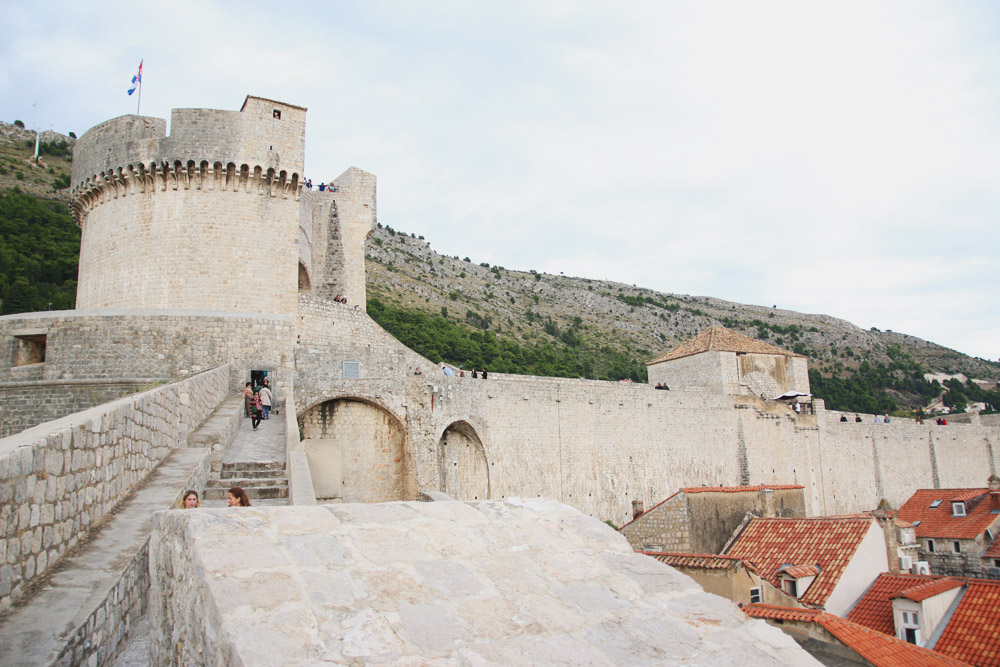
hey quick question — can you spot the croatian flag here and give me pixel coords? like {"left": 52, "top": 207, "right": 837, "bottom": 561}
{"left": 127, "top": 61, "right": 143, "bottom": 96}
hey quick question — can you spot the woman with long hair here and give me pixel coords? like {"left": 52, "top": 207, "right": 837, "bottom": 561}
{"left": 177, "top": 489, "right": 200, "bottom": 509}
{"left": 227, "top": 486, "right": 251, "bottom": 507}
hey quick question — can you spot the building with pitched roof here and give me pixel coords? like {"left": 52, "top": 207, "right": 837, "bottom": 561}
{"left": 724, "top": 515, "right": 888, "bottom": 616}
{"left": 744, "top": 604, "right": 971, "bottom": 666}
{"left": 649, "top": 552, "right": 800, "bottom": 608}
{"left": 846, "top": 572, "right": 1000, "bottom": 666}
{"left": 646, "top": 325, "right": 810, "bottom": 397}
{"left": 896, "top": 476, "right": 1000, "bottom": 578}
{"left": 619, "top": 484, "right": 806, "bottom": 554}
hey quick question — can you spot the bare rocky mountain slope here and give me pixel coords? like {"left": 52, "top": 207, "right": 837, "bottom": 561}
{"left": 365, "top": 225, "right": 999, "bottom": 391}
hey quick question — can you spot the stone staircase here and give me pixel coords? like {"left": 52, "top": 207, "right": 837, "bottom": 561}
{"left": 204, "top": 460, "right": 289, "bottom": 503}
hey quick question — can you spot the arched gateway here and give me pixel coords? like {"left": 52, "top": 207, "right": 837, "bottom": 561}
{"left": 298, "top": 398, "right": 415, "bottom": 502}
{"left": 438, "top": 421, "right": 490, "bottom": 501}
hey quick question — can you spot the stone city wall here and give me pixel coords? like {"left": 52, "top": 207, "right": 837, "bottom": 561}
{"left": 0, "top": 310, "right": 296, "bottom": 398}
{"left": 296, "top": 371, "right": 1000, "bottom": 528}
{"left": 0, "top": 379, "right": 151, "bottom": 438}
{"left": 0, "top": 365, "right": 228, "bottom": 611}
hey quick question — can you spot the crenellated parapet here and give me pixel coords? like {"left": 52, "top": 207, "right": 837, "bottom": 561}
{"left": 70, "top": 159, "right": 302, "bottom": 223}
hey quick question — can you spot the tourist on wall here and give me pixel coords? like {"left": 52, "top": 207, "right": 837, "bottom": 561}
{"left": 259, "top": 382, "right": 273, "bottom": 420}
{"left": 242, "top": 381, "right": 253, "bottom": 417}
{"left": 481, "top": 368, "right": 488, "bottom": 379}
{"left": 250, "top": 391, "right": 264, "bottom": 431}
{"left": 177, "top": 489, "right": 200, "bottom": 509}
{"left": 227, "top": 487, "right": 251, "bottom": 507}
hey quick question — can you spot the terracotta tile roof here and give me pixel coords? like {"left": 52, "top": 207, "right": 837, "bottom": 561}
{"left": 897, "top": 489, "right": 999, "bottom": 539}
{"left": 680, "top": 484, "right": 805, "bottom": 494}
{"left": 934, "top": 580, "right": 1000, "bottom": 667}
{"left": 649, "top": 552, "right": 747, "bottom": 571}
{"left": 725, "top": 516, "right": 874, "bottom": 607}
{"left": 648, "top": 326, "right": 803, "bottom": 365}
{"left": 984, "top": 537, "right": 1000, "bottom": 558}
{"left": 895, "top": 578, "right": 964, "bottom": 602}
{"left": 744, "top": 605, "right": 971, "bottom": 666}
{"left": 847, "top": 572, "right": 951, "bottom": 635}
{"left": 779, "top": 564, "right": 821, "bottom": 578}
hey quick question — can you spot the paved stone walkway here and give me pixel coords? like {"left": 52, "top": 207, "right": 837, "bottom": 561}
{"left": 224, "top": 411, "right": 286, "bottom": 464}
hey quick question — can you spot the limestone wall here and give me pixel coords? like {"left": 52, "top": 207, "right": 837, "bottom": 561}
{"left": 148, "top": 499, "right": 818, "bottom": 666}
{"left": 0, "top": 379, "right": 149, "bottom": 438}
{"left": 295, "top": 371, "right": 1000, "bottom": 528}
{"left": 0, "top": 310, "right": 296, "bottom": 396}
{"left": 0, "top": 365, "right": 228, "bottom": 611}
{"left": 70, "top": 98, "right": 306, "bottom": 314}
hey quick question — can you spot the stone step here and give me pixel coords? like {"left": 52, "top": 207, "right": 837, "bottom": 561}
{"left": 220, "top": 467, "right": 287, "bottom": 479}
{"left": 205, "top": 477, "right": 288, "bottom": 489}
{"left": 221, "top": 460, "right": 286, "bottom": 472}
{"left": 203, "top": 485, "right": 289, "bottom": 500}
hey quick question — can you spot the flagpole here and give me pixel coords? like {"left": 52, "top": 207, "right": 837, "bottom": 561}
{"left": 136, "top": 65, "right": 142, "bottom": 115}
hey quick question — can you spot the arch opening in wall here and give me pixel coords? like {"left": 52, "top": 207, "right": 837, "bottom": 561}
{"left": 298, "top": 397, "right": 414, "bottom": 503}
{"left": 298, "top": 262, "right": 311, "bottom": 292}
{"left": 437, "top": 421, "right": 489, "bottom": 501}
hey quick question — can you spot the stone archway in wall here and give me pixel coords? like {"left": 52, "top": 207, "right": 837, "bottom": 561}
{"left": 438, "top": 421, "right": 490, "bottom": 501}
{"left": 298, "top": 398, "right": 415, "bottom": 503}
{"left": 298, "top": 261, "right": 311, "bottom": 291}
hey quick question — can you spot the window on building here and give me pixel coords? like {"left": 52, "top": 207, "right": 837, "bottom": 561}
{"left": 952, "top": 502, "right": 967, "bottom": 517}
{"left": 750, "top": 588, "right": 762, "bottom": 604}
{"left": 342, "top": 361, "right": 360, "bottom": 379}
{"left": 900, "top": 611, "right": 920, "bottom": 644}
{"left": 272, "top": 109, "right": 281, "bottom": 119}
{"left": 783, "top": 579, "right": 797, "bottom": 597}
{"left": 953, "top": 541, "right": 961, "bottom": 554}
{"left": 927, "top": 540, "right": 935, "bottom": 553}
{"left": 994, "top": 559, "right": 1000, "bottom": 568}
{"left": 930, "top": 499, "right": 943, "bottom": 508}
{"left": 13, "top": 334, "right": 46, "bottom": 366}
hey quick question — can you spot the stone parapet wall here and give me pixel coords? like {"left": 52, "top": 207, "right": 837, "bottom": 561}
{"left": 0, "top": 310, "right": 296, "bottom": 396}
{"left": 0, "top": 365, "right": 228, "bottom": 611}
{"left": 0, "top": 379, "right": 155, "bottom": 438}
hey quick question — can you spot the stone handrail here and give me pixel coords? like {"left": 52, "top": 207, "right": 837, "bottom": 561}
{"left": 0, "top": 364, "right": 229, "bottom": 611}
{"left": 284, "top": 391, "right": 317, "bottom": 505}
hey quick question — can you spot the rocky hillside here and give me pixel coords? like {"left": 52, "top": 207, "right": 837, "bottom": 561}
{"left": 365, "top": 224, "right": 999, "bottom": 410}
{"left": 0, "top": 122, "right": 75, "bottom": 202}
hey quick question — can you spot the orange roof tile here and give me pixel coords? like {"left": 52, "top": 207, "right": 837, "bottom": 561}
{"left": 649, "top": 552, "right": 746, "bottom": 571}
{"left": 847, "top": 572, "right": 952, "bottom": 635}
{"left": 934, "top": 580, "right": 1000, "bottom": 667}
{"left": 984, "top": 537, "right": 1000, "bottom": 558}
{"left": 780, "top": 564, "right": 821, "bottom": 578}
{"left": 725, "top": 516, "right": 874, "bottom": 607}
{"left": 895, "top": 578, "right": 964, "bottom": 602}
{"left": 898, "top": 489, "right": 999, "bottom": 539}
{"left": 744, "top": 605, "right": 971, "bottom": 666}
{"left": 648, "top": 326, "right": 803, "bottom": 365}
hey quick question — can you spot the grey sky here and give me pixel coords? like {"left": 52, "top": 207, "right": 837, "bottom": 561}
{"left": 2, "top": 1, "right": 997, "bottom": 360}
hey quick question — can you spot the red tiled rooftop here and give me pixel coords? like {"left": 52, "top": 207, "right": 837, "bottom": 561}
{"left": 744, "top": 605, "right": 970, "bottom": 666}
{"left": 934, "top": 580, "right": 1000, "bottom": 667}
{"left": 847, "top": 572, "right": 950, "bottom": 635}
{"left": 895, "top": 578, "right": 964, "bottom": 602}
{"left": 898, "top": 488, "right": 999, "bottom": 539}
{"left": 984, "top": 537, "right": 1000, "bottom": 558}
{"left": 648, "top": 326, "right": 803, "bottom": 364}
{"left": 779, "top": 564, "right": 821, "bottom": 578}
{"left": 725, "top": 516, "right": 874, "bottom": 607}
{"left": 649, "top": 552, "right": 745, "bottom": 571}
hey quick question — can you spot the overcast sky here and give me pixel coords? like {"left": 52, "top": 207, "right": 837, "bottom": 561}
{"left": 2, "top": 1, "right": 997, "bottom": 361}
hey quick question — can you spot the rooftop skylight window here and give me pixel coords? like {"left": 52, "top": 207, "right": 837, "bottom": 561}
{"left": 929, "top": 499, "right": 943, "bottom": 508}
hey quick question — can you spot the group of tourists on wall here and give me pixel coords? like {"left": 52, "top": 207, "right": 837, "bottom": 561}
{"left": 242, "top": 378, "right": 273, "bottom": 430}
{"left": 303, "top": 178, "right": 337, "bottom": 192}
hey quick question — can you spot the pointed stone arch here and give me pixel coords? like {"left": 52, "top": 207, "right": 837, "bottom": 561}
{"left": 298, "top": 262, "right": 311, "bottom": 291}
{"left": 437, "top": 421, "right": 490, "bottom": 501}
{"left": 298, "top": 397, "right": 415, "bottom": 502}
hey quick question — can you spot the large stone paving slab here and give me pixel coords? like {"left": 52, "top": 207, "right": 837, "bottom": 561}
{"left": 149, "top": 497, "right": 820, "bottom": 666}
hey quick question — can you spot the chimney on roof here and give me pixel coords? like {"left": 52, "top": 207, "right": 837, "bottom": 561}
{"left": 632, "top": 500, "right": 644, "bottom": 520}
{"left": 989, "top": 475, "right": 1000, "bottom": 513}
{"left": 872, "top": 499, "right": 901, "bottom": 572}
{"left": 760, "top": 487, "right": 778, "bottom": 518}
